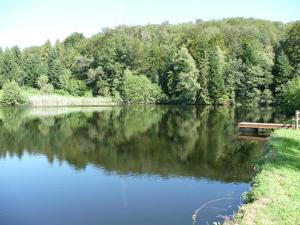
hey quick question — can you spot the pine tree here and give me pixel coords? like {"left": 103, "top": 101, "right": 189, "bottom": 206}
{"left": 41, "top": 40, "right": 52, "bottom": 65}
{"left": 10, "top": 46, "right": 22, "bottom": 66}
{"left": 273, "top": 50, "right": 292, "bottom": 102}
{"left": 208, "top": 46, "right": 227, "bottom": 104}
{"left": 169, "top": 47, "right": 200, "bottom": 103}
{"left": 197, "top": 52, "right": 210, "bottom": 104}
{"left": 282, "top": 21, "right": 300, "bottom": 67}
{"left": 0, "top": 49, "right": 22, "bottom": 86}
{"left": 47, "top": 49, "right": 62, "bottom": 89}
{"left": 22, "top": 54, "right": 47, "bottom": 87}
{"left": 294, "top": 64, "right": 300, "bottom": 77}
{"left": 187, "top": 38, "right": 210, "bottom": 104}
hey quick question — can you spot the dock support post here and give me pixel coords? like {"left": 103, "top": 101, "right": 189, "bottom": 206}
{"left": 239, "top": 127, "right": 259, "bottom": 136}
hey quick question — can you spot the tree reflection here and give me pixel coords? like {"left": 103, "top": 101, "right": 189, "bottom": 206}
{"left": 0, "top": 105, "right": 272, "bottom": 182}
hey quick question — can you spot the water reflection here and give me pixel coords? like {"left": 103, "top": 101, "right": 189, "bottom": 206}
{"left": 0, "top": 106, "right": 271, "bottom": 182}
{"left": 0, "top": 106, "right": 283, "bottom": 225}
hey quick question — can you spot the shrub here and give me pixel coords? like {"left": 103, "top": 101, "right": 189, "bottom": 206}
{"left": 1, "top": 81, "right": 26, "bottom": 106}
{"left": 96, "top": 80, "right": 110, "bottom": 97}
{"left": 37, "top": 75, "right": 54, "bottom": 94}
{"left": 83, "top": 90, "right": 93, "bottom": 97}
{"left": 124, "top": 69, "right": 163, "bottom": 104}
{"left": 37, "top": 75, "right": 49, "bottom": 89}
{"left": 41, "top": 83, "right": 54, "bottom": 94}
{"left": 65, "top": 79, "right": 87, "bottom": 96}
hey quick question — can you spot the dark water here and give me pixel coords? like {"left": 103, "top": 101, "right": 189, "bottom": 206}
{"left": 0, "top": 106, "right": 283, "bottom": 225}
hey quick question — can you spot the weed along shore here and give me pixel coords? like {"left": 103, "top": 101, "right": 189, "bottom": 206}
{"left": 227, "top": 129, "right": 300, "bottom": 224}
{"left": 28, "top": 95, "right": 118, "bottom": 107}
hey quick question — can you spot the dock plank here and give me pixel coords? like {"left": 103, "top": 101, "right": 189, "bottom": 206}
{"left": 238, "top": 122, "right": 295, "bottom": 129}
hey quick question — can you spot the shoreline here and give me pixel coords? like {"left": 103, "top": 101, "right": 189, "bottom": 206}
{"left": 227, "top": 129, "right": 300, "bottom": 224}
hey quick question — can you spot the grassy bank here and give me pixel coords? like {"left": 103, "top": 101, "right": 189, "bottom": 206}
{"left": 229, "top": 129, "right": 300, "bottom": 224}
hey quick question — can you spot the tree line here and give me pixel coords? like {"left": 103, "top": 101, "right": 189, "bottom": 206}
{"left": 0, "top": 18, "right": 299, "bottom": 107}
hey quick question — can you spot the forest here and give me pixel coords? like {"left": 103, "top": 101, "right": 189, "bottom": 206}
{"left": 0, "top": 18, "right": 300, "bottom": 108}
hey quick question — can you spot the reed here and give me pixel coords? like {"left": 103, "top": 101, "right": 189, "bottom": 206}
{"left": 28, "top": 95, "right": 118, "bottom": 107}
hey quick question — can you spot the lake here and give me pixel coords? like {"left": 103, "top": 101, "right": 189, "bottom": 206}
{"left": 0, "top": 106, "right": 283, "bottom": 225}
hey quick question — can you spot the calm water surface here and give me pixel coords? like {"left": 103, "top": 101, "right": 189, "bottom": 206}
{"left": 0, "top": 106, "right": 283, "bottom": 225}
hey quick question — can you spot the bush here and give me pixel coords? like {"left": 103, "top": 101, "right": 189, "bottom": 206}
{"left": 37, "top": 75, "right": 55, "bottom": 95}
{"left": 1, "top": 81, "right": 26, "bottom": 106}
{"left": 124, "top": 69, "right": 163, "bottom": 104}
{"left": 37, "top": 75, "right": 49, "bottom": 89}
{"left": 65, "top": 79, "right": 87, "bottom": 96}
{"left": 96, "top": 80, "right": 110, "bottom": 96}
{"left": 282, "top": 77, "right": 300, "bottom": 115}
{"left": 41, "top": 83, "right": 54, "bottom": 94}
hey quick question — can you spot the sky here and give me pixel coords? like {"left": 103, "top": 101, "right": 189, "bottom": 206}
{"left": 0, "top": 0, "right": 299, "bottom": 48}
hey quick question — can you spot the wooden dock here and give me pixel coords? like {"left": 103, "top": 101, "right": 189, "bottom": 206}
{"left": 238, "top": 111, "right": 299, "bottom": 136}
{"left": 238, "top": 122, "right": 295, "bottom": 129}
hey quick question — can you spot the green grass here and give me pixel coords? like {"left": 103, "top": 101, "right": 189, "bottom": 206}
{"left": 229, "top": 129, "right": 300, "bottom": 225}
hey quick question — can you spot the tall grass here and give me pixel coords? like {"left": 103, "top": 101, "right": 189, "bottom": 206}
{"left": 28, "top": 95, "right": 117, "bottom": 107}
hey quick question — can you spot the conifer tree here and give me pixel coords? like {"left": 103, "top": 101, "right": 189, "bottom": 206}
{"left": 168, "top": 47, "right": 200, "bottom": 103}
{"left": 273, "top": 50, "right": 292, "bottom": 102}
{"left": 197, "top": 52, "right": 210, "bottom": 104}
{"left": 47, "top": 49, "right": 63, "bottom": 89}
{"left": 0, "top": 49, "right": 22, "bottom": 86}
{"left": 208, "top": 46, "right": 227, "bottom": 104}
{"left": 22, "top": 54, "right": 47, "bottom": 87}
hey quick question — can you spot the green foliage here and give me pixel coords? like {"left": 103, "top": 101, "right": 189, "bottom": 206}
{"left": 223, "top": 59, "right": 242, "bottom": 104}
{"left": 41, "top": 83, "right": 54, "bottom": 94}
{"left": 260, "top": 88, "right": 273, "bottom": 105}
{"left": 0, "top": 18, "right": 299, "bottom": 107}
{"left": 65, "top": 79, "right": 87, "bottom": 96}
{"left": 0, "top": 81, "right": 26, "bottom": 105}
{"left": 282, "top": 77, "right": 300, "bottom": 115}
{"left": 235, "top": 38, "right": 274, "bottom": 105}
{"left": 167, "top": 47, "right": 200, "bottom": 103}
{"left": 22, "top": 54, "right": 47, "bottom": 87}
{"left": 63, "top": 32, "right": 85, "bottom": 49}
{"left": 124, "top": 69, "right": 162, "bottom": 104}
{"left": 273, "top": 50, "right": 292, "bottom": 103}
{"left": 87, "top": 66, "right": 110, "bottom": 96}
{"left": 196, "top": 55, "right": 210, "bottom": 104}
{"left": 283, "top": 21, "right": 300, "bottom": 67}
{"left": 293, "top": 63, "right": 300, "bottom": 77}
{"left": 37, "top": 75, "right": 54, "bottom": 94}
{"left": 208, "top": 46, "right": 228, "bottom": 104}
{"left": 0, "top": 49, "right": 22, "bottom": 86}
{"left": 37, "top": 75, "right": 49, "bottom": 89}
{"left": 47, "top": 49, "right": 62, "bottom": 89}
{"left": 59, "top": 69, "right": 87, "bottom": 96}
